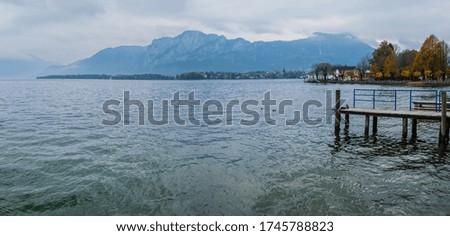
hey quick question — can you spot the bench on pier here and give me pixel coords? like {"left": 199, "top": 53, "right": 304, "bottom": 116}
{"left": 412, "top": 100, "right": 450, "bottom": 111}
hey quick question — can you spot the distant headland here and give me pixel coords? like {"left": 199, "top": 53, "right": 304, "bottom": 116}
{"left": 36, "top": 70, "right": 306, "bottom": 80}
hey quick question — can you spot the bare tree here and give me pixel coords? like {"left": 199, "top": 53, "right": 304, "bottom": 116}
{"left": 356, "top": 54, "right": 371, "bottom": 79}
{"left": 440, "top": 40, "right": 449, "bottom": 80}
{"left": 313, "top": 62, "right": 333, "bottom": 80}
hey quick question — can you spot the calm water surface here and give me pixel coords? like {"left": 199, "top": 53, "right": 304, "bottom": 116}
{"left": 0, "top": 79, "right": 449, "bottom": 215}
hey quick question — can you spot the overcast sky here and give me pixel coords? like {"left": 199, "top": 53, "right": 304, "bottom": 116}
{"left": 1, "top": 0, "right": 449, "bottom": 64}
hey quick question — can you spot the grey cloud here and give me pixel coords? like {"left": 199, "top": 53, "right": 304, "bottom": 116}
{"left": 4, "top": 0, "right": 105, "bottom": 26}
{"left": 114, "top": 0, "right": 188, "bottom": 16}
{"left": 0, "top": 0, "right": 449, "bottom": 64}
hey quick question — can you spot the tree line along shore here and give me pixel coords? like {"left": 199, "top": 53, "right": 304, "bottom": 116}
{"left": 311, "top": 34, "right": 449, "bottom": 81}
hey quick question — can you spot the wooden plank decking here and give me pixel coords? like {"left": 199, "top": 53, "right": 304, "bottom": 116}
{"left": 339, "top": 108, "right": 449, "bottom": 120}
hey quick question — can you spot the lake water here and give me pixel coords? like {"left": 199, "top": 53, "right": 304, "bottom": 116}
{"left": 0, "top": 79, "right": 449, "bottom": 215}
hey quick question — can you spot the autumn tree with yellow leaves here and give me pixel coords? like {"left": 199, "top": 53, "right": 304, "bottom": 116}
{"left": 413, "top": 34, "right": 449, "bottom": 80}
{"left": 397, "top": 49, "right": 417, "bottom": 79}
{"left": 369, "top": 41, "right": 397, "bottom": 79}
{"left": 368, "top": 34, "right": 449, "bottom": 80}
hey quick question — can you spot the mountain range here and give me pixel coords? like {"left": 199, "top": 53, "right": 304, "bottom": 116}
{"left": 2, "top": 31, "right": 376, "bottom": 77}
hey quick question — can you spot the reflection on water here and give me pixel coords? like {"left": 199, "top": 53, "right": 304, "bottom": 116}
{"left": 330, "top": 119, "right": 450, "bottom": 215}
{"left": 0, "top": 79, "right": 449, "bottom": 216}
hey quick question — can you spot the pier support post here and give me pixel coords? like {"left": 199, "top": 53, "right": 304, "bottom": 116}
{"left": 372, "top": 116, "right": 378, "bottom": 135}
{"left": 364, "top": 115, "right": 370, "bottom": 136}
{"left": 439, "top": 91, "right": 448, "bottom": 146}
{"left": 335, "top": 90, "right": 341, "bottom": 135}
{"left": 402, "top": 118, "right": 408, "bottom": 139}
{"left": 344, "top": 113, "right": 350, "bottom": 130}
{"left": 411, "top": 118, "right": 417, "bottom": 139}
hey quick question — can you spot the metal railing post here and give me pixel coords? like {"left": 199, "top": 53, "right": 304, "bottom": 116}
{"left": 372, "top": 90, "right": 375, "bottom": 109}
{"left": 394, "top": 90, "right": 397, "bottom": 110}
{"left": 436, "top": 90, "right": 439, "bottom": 111}
{"left": 409, "top": 90, "right": 412, "bottom": 111}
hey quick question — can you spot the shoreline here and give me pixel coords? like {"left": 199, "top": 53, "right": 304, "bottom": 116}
{"left": 305, "top": 80, "right": 450, "bottom": 87}
{"left": 34, "top": 77, "right": 450, "bottom": 88}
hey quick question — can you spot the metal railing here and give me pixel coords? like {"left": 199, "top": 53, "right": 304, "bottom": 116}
{"left": 353, "top": 89, "right": 450, "bottom": 111}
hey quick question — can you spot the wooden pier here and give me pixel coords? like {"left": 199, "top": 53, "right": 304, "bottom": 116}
{"left": 335, "top": 89, "right": 450, "bottom": 146}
